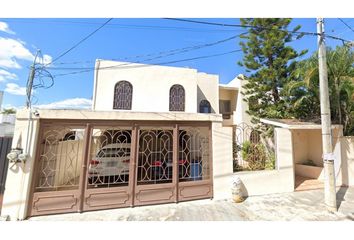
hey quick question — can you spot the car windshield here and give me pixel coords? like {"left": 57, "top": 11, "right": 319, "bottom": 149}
{"left": 96, "top": 148, "right": 130, "bottom": 158}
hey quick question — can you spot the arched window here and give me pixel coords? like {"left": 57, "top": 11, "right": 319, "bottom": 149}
{"left": 199, "top": 100, "right": 211, "bottom": 113}
{"left": 113, "top": 81, "right": 132, "bottom": 110}
{"left": 169, "top": 84, "right": 185, "bottom": 111}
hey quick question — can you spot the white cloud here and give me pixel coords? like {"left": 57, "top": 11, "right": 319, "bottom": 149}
{"left": 36, "top": 54, "right": 53, "bottom": 65}
{"left": 0, "top": 69, "right": 18, "bottom": 82}
{"left": 0, "top": 37, "right": 53, "bottom": 70}
{"left": 0, "top": 37, "right": 34, "bottom": 69}
{"left": 4, "top": 83, "right": 27, "bottom": 96}
{"left": 0, "top": 58, "right": 21, "bottom": 68}
{"left": 0, "top": 22, "right": 15, "bottom": 34}
{"left": 42, "top": 54, "right": 52, "bottom": 65}
{"left": 34, "top": 98, "right": 92, "bottom": 109}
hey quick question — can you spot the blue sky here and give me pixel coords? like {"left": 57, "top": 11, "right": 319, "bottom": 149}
{"left": 0, "top": 18, "right": 353, "bottom": 110}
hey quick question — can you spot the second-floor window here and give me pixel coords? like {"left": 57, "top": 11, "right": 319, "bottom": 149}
{"left": 113, "top": 81, "right": 133, "bottom": 110}
{"left": 219, "top": 100, "right": 231, "bottom": 119}
{"left": 169, "top": 84, "right": 185, "bottom": 111}
{"left": 199, "top": 100, "right": 211, "bottom": 113}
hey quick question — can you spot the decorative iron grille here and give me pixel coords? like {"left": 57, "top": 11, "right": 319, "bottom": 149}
{"left": 169, "top": 84, "right": 185, "bottom": 111}
{"left": 137, "top": 129, "right": 173, "bottom": 184}
{"left": 35, "top": 126, "right": 85, "bottom": 191}
{"left": 179, "top": 127, "right": 210, "bottom": 181}
{"left": 88, "top": 127, "right": 132, "bottom": 188}
{"left": 113, "top": 81, "right": 133, "bottom": 110}
{"left": 233, "top": 123, "right": 273, "bottom": 172}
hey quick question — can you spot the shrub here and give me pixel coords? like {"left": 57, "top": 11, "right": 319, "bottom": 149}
{"left": 241, "top": 141, "right": 267, "bottom": 170}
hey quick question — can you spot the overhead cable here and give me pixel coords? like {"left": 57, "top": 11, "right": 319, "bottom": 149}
{"left": 163, "top": 18, "right": 351, "bottom": 43}
{"left": 52, "top": 49, "right": 242, "bottom": 78}
{"left": 338, "top": 18, "right": 354, "bottom": 34}
{"left": 47, "top": 18, "right": 113, "bottom": 65}
{"left": 45, "top": 33, "right": 245, "bottom": 68}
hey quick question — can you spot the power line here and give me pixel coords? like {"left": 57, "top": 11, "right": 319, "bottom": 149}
{"left": 45, "top": 33, "right": 245, "bottom": 68}
{"left": 47, "top": 18, "right": 113, "bottom": 65}
{"left": 51, "top": 49, "right": 242, "bottom": 78}
{"left": 338, "top": 18, "right": 354, "bottom": 34}
{"left": 3, "top": 19, "right": 243, "bottom": 33}
{"left": 163, "top": 18, "right": 351, "bottom": 43}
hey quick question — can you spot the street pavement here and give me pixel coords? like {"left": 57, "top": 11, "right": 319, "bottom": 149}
{"left": 28, "top": 186, "right": 354, "bottom": 221}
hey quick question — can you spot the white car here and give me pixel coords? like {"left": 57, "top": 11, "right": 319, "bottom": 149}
{"left": 88, "top": 143, "right": 131, "bottom": 179}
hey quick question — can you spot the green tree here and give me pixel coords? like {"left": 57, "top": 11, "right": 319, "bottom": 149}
{"left": 1, "top": 108, "right": 16, "bottom": 114}
{"left": 238, "top": 18, "right": 307, "bottom": 124}
{"left": 288, "top": 46, "right": 354, "bottom": 135}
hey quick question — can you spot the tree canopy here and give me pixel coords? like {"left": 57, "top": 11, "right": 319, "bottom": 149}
{"left": 1, "top": 108, "right": 16, "bottom": 114}
{"left": 288, "top": 46, "right": 354, "bottom": 135}
{"left": 238, "top": 18, "right": 307, "bottom": 124}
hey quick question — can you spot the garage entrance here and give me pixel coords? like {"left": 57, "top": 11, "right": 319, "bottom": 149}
{"left": 29, "top": 120, "right": 212, "bottom": 217}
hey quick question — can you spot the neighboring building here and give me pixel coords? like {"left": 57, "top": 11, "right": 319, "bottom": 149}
{"left": 0, "top": 114, "right": 15, "bottom": 137}
{"left": 1, "top": 60, "right": 250, "bottom": 220}
{"left": 0, "top": 91, "right": 15, "bottom": 137}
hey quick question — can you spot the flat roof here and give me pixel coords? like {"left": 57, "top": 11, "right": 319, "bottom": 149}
{"left": 260, "top": 118, "right": 342, "bottom": 130}
{"left": 16, "top": 109, "right": 223, "bottom": 123}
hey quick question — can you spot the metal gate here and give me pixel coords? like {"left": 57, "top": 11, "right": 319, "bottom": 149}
{"left": 0, "top": 137, "right": 13, "bottom": 213}
{"left": 29, "top": 121, "right": 212, "bottom": 217}
{"left": 233, "top": 123, "right": 266, "bottom": 172}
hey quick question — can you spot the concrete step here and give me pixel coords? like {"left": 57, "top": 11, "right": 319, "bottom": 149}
{"left": 295, "top": 176, "right": 324, "bottom": 191}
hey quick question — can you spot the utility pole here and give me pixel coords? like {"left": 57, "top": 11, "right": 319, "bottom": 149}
{"left": 317, "top": 18, "right": 337, "bottom": 212}
{"left": 24, "top": 50, "right": 40, "bottom": 156}
{"left": 26, "top": 50, "right": 40, "bottom": 108}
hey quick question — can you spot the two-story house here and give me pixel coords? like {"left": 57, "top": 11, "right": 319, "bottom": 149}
{"left": 1, "top": 60, "right": 249, "bottom": 220}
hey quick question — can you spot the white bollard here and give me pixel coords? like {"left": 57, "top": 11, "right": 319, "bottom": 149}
{"left": 232, "top": 175, "right": 244, "bottom": 203}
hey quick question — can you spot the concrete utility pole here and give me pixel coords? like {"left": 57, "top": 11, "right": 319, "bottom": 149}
{"left": 26, "top": 50, "right": 40, "bottom": 108}
{"left": 317, "top": 18, "right": 337, "bottom": 212}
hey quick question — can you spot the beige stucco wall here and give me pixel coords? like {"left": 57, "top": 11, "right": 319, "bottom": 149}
{"left": 236, "top": 128, "right": 295, "bottom": 196}
{"left": 1, "top": 111, "right": 39, "bottom": 220}
{"left": 93, "top": 60, "right": 219, "bottom": 114}
{"left": 212, "top": 123, "right": 233, "bottom": 200}
{"left": 307, "top": 130, "right": 324, "bottom": 166}
{"left": 292, "top": 130, "right": 309, "bottom": 165}
{"left": 219, "top": 75, "right": 253, "bottom": 127}
{"left": 341, "top": 137, "right": 354, "bottom": 186}
{"left": 292, "top": 129, "right": 326, "bottom": 167}
{"left": 218, "top": 88, "right": 237, "bottom": 112}
{"left": 235, "top": 128, "right": 294, "bottom": 196}
{"left": 197, "top": 72, "right": 219, "bottom": 114}
{"left": 292, "top": 128, "right": 344, "bottom": 185}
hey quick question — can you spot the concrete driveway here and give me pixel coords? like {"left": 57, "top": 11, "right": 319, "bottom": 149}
{"left": 28, "top": 186, "right": 354, "bottom": 221}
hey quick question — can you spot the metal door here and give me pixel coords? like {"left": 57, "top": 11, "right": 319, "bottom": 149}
{"left": 0, "top": 137, "right": 12, "bottom": 213}
{"left": 30, "top": 124, "right": 87, "bottom": 216}
{"left": 134, "top": 126, "right": 177, "bottom": 205}
{"left": 83, "top": 125, "right": 136, "bottom": 211}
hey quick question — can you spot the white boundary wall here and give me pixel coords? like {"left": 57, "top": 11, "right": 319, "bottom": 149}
{"left": 212, "top": 123, "right": 233, "bottom": 200}
{"left": 235, "top": 128, "right": 295, "bottom": 196}
{"left": 341, "top": 136, "right": 354, "bottom": 186}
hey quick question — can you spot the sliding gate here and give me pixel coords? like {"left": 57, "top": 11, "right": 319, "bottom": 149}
{"left": 29, "top": 121, "right": 212, "bottom": 217}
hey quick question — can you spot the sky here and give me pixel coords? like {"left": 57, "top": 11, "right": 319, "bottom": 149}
{"left": 0, "top": 18, "right": 353, "bottom": 110}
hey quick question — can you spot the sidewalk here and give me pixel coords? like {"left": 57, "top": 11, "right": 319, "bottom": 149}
{"left": 28, "top": 186, "right": 354, "bottom": 221}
